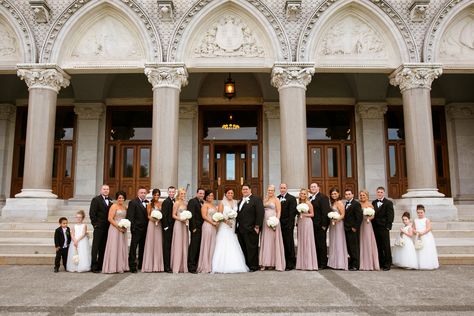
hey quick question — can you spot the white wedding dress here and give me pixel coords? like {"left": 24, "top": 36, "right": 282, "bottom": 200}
{"left": 66, "top": 224, "right": 91, "bottom": 272}
{"left": 211, "top": 200, "right": 249, "bottom": 273}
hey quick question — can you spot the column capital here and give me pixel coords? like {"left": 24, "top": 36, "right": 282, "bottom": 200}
{"left": 446, "top": 103, "right": 474, "bottom": 121}
{"left": 263, "top": 103, "right": 280, "bottom": 119}
{"left": 356, "top": 102, "right": 388, "bottom": 119}
{"left": 179, "top": 102, "right": 198, "bottom": 119}
{"left": 144, "top": 63, "right": 188, "bottom": 91}
{"left": 0, "top": 104, "right": 16, "bottom": 121}
{"left": 74, "top": 103, "right": 106, "bottom": 120}
{"left": 17, "top": 64, "right": 70, "bottom": 93}
{"left": 389, "top": 63, "right": 442, "bottom": 92}
{"left": 271, "top": 62, "right": 315, "bottom": 90}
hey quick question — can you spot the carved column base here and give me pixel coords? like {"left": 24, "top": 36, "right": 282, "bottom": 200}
{"left": 395, "top": 197, "right": 458, "bottom": 221}
{"left": 2, "top": 197, "right": 63, "bottom": 220}
{"left": 402, "top": 188, "right": 445, "bottom": 198}
{"left": 15, "top": 188, "right": 57, "bottom": 199}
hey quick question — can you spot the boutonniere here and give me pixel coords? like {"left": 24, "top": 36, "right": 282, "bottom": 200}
{"left": 280, "top": 197, "right": 286, "bottom": 202}
{"left": 243, "top": 197, "right": 250, "bottom": 204}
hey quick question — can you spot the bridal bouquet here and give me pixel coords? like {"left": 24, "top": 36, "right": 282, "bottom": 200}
{"left": 327, "top": 211, "right": 341, "bottom": 225}
{"left": 118, "top": 218, "right": 131, "bottom": 229}
{"left": 72, "top": 248, "right": 80, "bottom": 265}
{"left": 394, "top": 237, "right": 405, "bottom": 247}
{"left": 296, "top": 203, "right": 309, "bottom": 214}
{"left": 363, "top": 208, "right": 375, "bottom": 223}
{"left": 414, "top": 234, "right": 423, "bottom": 250}
{"left": 180, "top": 210, "right": 192, "bottom": 221}
{"left": 212, "top": 212, "right": 225, "bottom": 222}
{"left": 151, "top": 210, "right": 163, "bottom": 226}
{"left": 267, "top": 216, "right": 279, "bottom": 230}
{"left": 225, "top": 209, "right": 238, "bottom": 220}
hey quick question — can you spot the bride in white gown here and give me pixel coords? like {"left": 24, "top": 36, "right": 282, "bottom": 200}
{"left": 212, "top": 189, "right": 249, "bottom": 273}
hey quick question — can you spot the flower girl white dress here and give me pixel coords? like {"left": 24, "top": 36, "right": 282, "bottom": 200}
{"left": 414, "top": 217, "right": 439, "bottom": 270}
{"left": 66, "top": 223, "right": 91, "bottom": 272}
{"left": 392, "top": 225, "right": 417, "bottom": 269}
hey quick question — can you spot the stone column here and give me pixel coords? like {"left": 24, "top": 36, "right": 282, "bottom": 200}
{"left": 145, "top": 63, "right": 188, "bottom": 190}
{"left": 72, "top": 103, "right": 106, "bottom": 201}
{"left": 2, "top": 64, "right": 70, "bottom": 219}
{"left": 390, "top": 64, "right": 457, "bottom": 220}
{"left": 0, "top": 104, "right": 15, "bottom": 202}
{"left": 271, "top": 63, "right": 314, "bottom": 193}
{"left": 446, "top": 104, "right": 474, "bottom": 203}
{"left": 263, "top": 103, "right": 281, "bottom": 189}
{"left": 178, "top": 103, "right": 198, "bottom": 194}
{"left": 356, "top": 103, "right": 388, "bottom": 196}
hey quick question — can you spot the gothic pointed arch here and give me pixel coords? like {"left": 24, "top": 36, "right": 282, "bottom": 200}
{"left": 39, "top": 0, "right": 162, "bottom": 71}
{"left": 297, "top": 0, "right": 416, "bottom": 70}
{"left": 0, "top": 0, "right": 36, "bottom": 70}
{"left": 167, "top": 0, "right": 291, "bottom": 70}
{"left": 424, "top": 1, "right": 474, "bottom": 69}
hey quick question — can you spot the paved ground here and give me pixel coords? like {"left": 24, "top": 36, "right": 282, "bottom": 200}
{"left": 0, "top": 266, "right": 473, "bottom": 316}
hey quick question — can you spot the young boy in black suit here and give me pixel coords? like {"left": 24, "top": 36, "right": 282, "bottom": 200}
{"left": 54, "top": 217, "right": 71, "bottom": 272}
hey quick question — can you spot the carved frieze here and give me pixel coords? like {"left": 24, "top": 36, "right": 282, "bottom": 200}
{"left": 194, "top": 15, "right": 264, "bottom": 58}
{"left": 179, "top": 103, "right": 198, "bottom": 119}
{"left": 263, "top": 103, "right": 280, "bottom": 119}
{"left": 0, "top": 20, "right": 18, "bottom": 59}
{"left": 356, "top": 103, "right": 388, "bottom": 119}
{"left": 158, "top": 1, "right": 174, "bottom": 22}
{"left": 145, "top": 63, "right": 188, "bottom": 90}
{"left": 446, "top": 103, "right": 474, "bottom": 120}
{"left": 74, "top": 103, "right": 105, "bottom": 120}
{"left": 29, "top": 0, "right": 51, "bottom": 23}
{"left": 17, "top": 64, "right": 70, "bottom": 92}
{"left": 271, "top": 62, "right": 315, "bottom": 90}
{"left": 389, "top": 64, "right": 442, "bottom": 92}
{"left": 439, "top": 12, "right": 474, "bottom": 60}
{"left": 285, "top": 1, "right": 302, "bottom": 22}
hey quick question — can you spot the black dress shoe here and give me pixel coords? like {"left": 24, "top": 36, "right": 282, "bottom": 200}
{"left": 349, "top": 267, "right": 358, "bottom": 271}
{"left": 383, "top": 267, "right": 391, "bottom": 271}
{"left": 54, "top": 268, "right": 59, "bottom": 273}
{"left": 130, "top": 269, "right": 138, "bottom": 273}
{"left": 189, "top": 270, "right": 197, "bottom": 274}
{"left": 319, "top": 265, "right": 327, "bottom": 270}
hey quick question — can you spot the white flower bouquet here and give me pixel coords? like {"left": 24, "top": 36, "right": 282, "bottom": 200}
{"left": 72, "top": 248, "right": 80, "bottom": 265}
{"left": 179, "top": 210, "right": 192, "bottom": 221}
{"left": 414, "top": 234, "right": 423, "bottom": 250}
{"left": 328, "top": 211, "right": 341, "bottom": 225}
{"left": 151, "top": 210, "right": 163, "bottom": 226}
{"left": 225, "top": 209, "right": 238, "bottom": 220}
{"left": 267, "top": 216, "right": 279, "bottom": 230}
{"left": 363, "top": 208, "right": 375, "bottom": 223}
{"left": 117, "top": 218, "right": 131, "bottom": 229}
{"left": 296, "top": 203, "right": 309, "bottom": 213}
{"left": 212, "top": 212, "right": 225, "bottom": 222}
{"left": 394, "top": 237, "right": 405, "bottom": 247}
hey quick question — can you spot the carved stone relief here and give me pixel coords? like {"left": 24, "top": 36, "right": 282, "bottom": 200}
{"left": 0, "top": 19, "right": 19, "bottom": 59}
{"left": 194, "top": 15, "right": 264, "bottom": 58}
{"left": 319, "top": 15, "right": 386, "bottom": 58}
{"left": 69, "top": 15, "right": 145, "bottom": 61}
{"left": 439, "top": 12, "right": 474, "bottom": 60}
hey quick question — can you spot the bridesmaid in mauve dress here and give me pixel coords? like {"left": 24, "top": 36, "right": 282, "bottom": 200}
{"left": 197, "top": 190, "right": 218, "bottom": 273}
{"left": 327, "top": 187, "right": 348, "bottom": 270}
{"left": 358, "top": 190, "right": 380, "bottom": 271}
{"left": 170, "top": 188, "right": 189, "bottom": 273}
{"left": 296, "top": 189, "right": 318, "bottom": 271}
{"left": 259, "top": 185, "right": 285, "bottom": 271}
{"left": 142, "top": 188, "right": 164, "bottom": 272}
{"left": 102, "top": 191, "right": 130, "bottom": 274}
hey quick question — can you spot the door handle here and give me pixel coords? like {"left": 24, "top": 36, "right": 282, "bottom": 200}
{"left": 217, "top": 177, "right": 221, "bottom": 186}
{"left": 240, "top": 177, "right": 243, "bottom": 185}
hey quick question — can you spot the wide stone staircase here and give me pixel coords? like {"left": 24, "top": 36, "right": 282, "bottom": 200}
{"left": 0, "top": 201, "right": 473, "bottom": 265}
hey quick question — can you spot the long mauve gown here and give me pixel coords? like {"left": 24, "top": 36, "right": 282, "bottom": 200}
{"left": 141, "top": 207, "right": 164, "bottom": 272}
{"left": 102, "top": 209, "right": 129, "bottom": 273}
{"left": 259, "top": 202, "right": 286, "bottom": 271}
{"left": 327, "top": 207, "right": 348, "bottom": 270}
{"left": 359, "top": 207, "right": 380, "bottom": 271}
{"left": 171, "top": 208, "right": 189, "bottom": 273}
{"left": 197, "top": 207, "right": 217, "bottom": 273}
{"left": 296, "top": 209, "right": 318, "bottom": 271}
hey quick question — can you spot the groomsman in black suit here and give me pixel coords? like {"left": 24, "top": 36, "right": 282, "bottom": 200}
{"left": 309, "top": 182, "right": 331, "bottom": 269}
{"left": 127, "top": 186, "right": 149, "bottom": 273}
{"left": 89, "top": 184, "right": 113, "bottom": 273}
{"left": 187, "top": 188, "right": 205, "bottom": 273}
{"left": 343, "top": 188, "right": 363, "bottom": 271}
{"left": 162, "top": 186, "right": 176, "bottom": 273}
{"left": 236, "top": 184, "right": 264, "bottom": 271}
{"left": 278, "top": 183, "right": 297, "bottom": 270}
{"left": 372, "top": 186, "right": 394, "bottom": 271}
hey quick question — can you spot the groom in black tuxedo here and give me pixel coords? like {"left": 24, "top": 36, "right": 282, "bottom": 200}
{"left": 187, "top": 188, "right": 205, "bottom": 273}
{"left": 372, "top": 186, "right": 394, "bottom": 271}
{"left": 89, "top": 184, "right": 113, "bottom": 273}
{"left": 278, "top": 183, "right": 297, "bottom": 270}
{"left": 343, "top": 188, "right": 363, "bottom": 271}
{"left": 309, "top": 182, "right": 331, "bottom": 269}
{"left": 236, "top": 184, "right": 264, "bottom": 271}
{"left": 161, "top": 186, "right": 176, "bottom": 273}
{"left": 127, "top": 186, "right": 149, "bottom": 273}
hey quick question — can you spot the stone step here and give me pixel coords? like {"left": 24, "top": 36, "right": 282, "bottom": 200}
{"left": 457, "top": 205, "right": 474, "bottom": 221}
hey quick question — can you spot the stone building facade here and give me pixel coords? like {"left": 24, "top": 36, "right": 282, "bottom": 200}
{"left": 1, "top": 0, "right": 473, "bottom": 220}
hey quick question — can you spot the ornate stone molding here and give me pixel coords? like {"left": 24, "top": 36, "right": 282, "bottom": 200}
{"left": 271, "top": 62, "right": 315, "bottom": 90}
{"left": 389, "top": 63, "right": 442, "bottom": 92}
{"left": 446, "top": 103, "right": 474, "bottom": 120}
{"left": 167, "top": 0, "right": 291, "bottom": 61}
{"left": 29, "top": 0, "right": 51, "bottom": 23}
{"left": 263, "top": 103, "right": 280, "bottom": 119}
{"left": 0, "top": 104, "right": 15, "bottom": 121}
{"left": 297, "top": 0, "right": 418, "bottom": 62}
{"left": 158, "top": 0, "right": 174, "bottom": 22}
{"left": 179, "top": 103, "right": 198, "bottom": 119}
{"left": 424, "top": 0, "right": 466, "bottom": 62}
{"left": 40, "top": 0, "right": 161, "bottom": 63}
{"left": 17, "top": 64, "right": 70, "bottom": 92}
{"left": 145, "top": 63, "right": 188, "bottom": 90}
{"left": 409, "top": 0, "right": 430, "bottom": 22}
{"left": 356, "top": 103, "right": 388, "bottom": 119}
{"left": 0, "top": 0, "right": 36, "bottom": 62}
{"left": 74, "top": 103, "right": 105, "bottom": 120}
{"left": 285, "top": 1, "right": 302, "bottom": 21}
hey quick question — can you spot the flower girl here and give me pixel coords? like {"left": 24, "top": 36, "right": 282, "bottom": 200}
{"left": 413, "top": 205, "right": 439, "bottom": 270}
{"left": 392, "top": 212, "right": 417, "bottom": 269}
{"left": 66, "top": 210, "right": 91, "bottom": 272}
